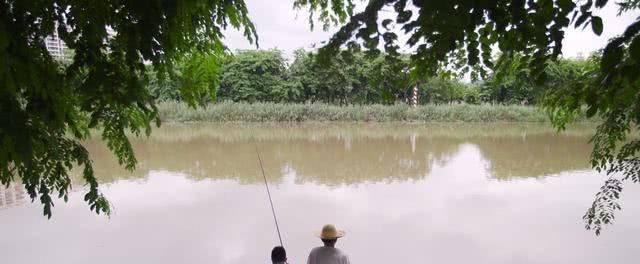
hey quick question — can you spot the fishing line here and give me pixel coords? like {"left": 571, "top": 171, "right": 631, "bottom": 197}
{"left": 255, "top": 144, "right": 284, "bottom": 248}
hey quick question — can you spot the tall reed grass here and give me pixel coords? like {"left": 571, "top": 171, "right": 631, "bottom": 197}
{"left": 157, "top": 101, "right": 590, "bottom": 123}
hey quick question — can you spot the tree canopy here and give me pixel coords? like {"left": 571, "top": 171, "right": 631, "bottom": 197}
{"left": 2, "top": 0, "right": 640, "bottom": 235}
{"left": 153, "top": 49, "right": 579, "bottom": 105}
{"left": 0, "top": 0, "right": 256, "bottom": 217}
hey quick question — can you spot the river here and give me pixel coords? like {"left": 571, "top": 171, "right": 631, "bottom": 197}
{"left": 1, "top": 123, "right": 639, "bottom": 264}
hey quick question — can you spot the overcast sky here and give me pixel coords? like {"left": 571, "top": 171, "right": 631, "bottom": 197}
{"left": 224, "top": 1, "right": 639, "bottom": 59}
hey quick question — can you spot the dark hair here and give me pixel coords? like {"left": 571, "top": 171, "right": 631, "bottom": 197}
{"left": 271, "top": 246, "right": 287, "bottom": 263}
{"left": 321, "top": 238, "right": 337, "bottom": 247}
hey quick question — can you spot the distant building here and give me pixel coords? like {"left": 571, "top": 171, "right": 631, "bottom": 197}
{"left": 45, "top": 30, "right": 67, "bottom": 59}
{"left": 0, "top": 184, "right": 26, "bottom": 210}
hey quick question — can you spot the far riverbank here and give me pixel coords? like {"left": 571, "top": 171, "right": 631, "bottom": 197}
{"left": 157, "top": 101, "right": 594, "bottom": 123}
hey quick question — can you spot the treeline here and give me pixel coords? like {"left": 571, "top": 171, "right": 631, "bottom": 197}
{"left": 148, "top": 49, "right": 597, "bottom": 106}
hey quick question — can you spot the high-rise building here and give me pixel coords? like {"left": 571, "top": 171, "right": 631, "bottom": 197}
{"left": 45, "top": 30, "right": 67, "bottom": 59}
{"left": 0, "top": 183, "right": 26, "bottom": 210}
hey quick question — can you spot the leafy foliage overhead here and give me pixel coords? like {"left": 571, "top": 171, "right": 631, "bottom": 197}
{"left": 312, "top": 0, "right": 609, "bottom": 77}
{"left": 0, "top": 0, "right": 256, "bottom": 218}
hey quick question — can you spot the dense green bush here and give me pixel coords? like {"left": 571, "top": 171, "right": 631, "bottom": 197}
{"left": 482, "top": 53, "right": 598, "bottom": 105}
{"left": 217, "top": 50, "right": 297, "bottom": 102}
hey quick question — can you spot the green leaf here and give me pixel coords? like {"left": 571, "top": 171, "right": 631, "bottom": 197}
{"left": 586, "top": 105, "right": 598, "bottom": 117}
{"left": 601, "top": 44, "right": 623, "bottom": 71}
{"left": 591, "top": 16, "right": 603, "bottom": 36}
{"left": 381, "top": 19, "right": 392, "bottom": 29}
{"left": 575, "top": 13, "right": 590, "bottom": 28}
{"left": 629, "top": 35, "right": 640, "bottom": 61}
{"left": 595, "top": 0, "right": 608, "bottom": 8}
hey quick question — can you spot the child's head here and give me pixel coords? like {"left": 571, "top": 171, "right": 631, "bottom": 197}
{"left": 271, "top": 246, "right": 287, "bottom": 263}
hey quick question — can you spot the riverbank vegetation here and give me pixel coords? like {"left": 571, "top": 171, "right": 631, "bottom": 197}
{"left": 150, "top": 49, "right": 597, "bottom": 123}
{"left": 158, "top": 101, "right": 573, "bottom": 122}
{"left": 148, "top": 49, "right": 598, "bottom": 107}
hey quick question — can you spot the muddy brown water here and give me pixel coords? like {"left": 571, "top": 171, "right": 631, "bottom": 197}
{"left": 1, "top": 123, "right": 639, "bottom": 264}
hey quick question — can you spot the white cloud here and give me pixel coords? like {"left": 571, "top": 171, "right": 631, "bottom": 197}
{"left": 562, "top": 4, "right": 639, "bottom": 58}
{"left": 224, "top": 0, "right": 335, "bottom": 57}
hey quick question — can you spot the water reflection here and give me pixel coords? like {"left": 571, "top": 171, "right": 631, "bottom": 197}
{"left": 82, "top": 123, "right": 593, "bottom": 184}
{"left": 2, "top": 123, "right": 638, "bottom": 264}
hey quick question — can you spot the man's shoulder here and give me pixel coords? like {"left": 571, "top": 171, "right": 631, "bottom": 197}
{"left": 309, "top": 246, "right": 324, "bottom": 255}
{"left": 310, "top": 246, "right": 348, "bottom": 257}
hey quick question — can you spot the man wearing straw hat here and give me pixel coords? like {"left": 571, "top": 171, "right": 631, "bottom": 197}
{"left": 306, "top": 224, "right": 350, "bottom": 264}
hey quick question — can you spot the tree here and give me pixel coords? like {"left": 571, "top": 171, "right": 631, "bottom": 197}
{"left": 483, "top": 54, "right": 595, "bottom": 105}
{"left": 365, "top": 55, "right": 412, "bottom": 104}
{"left": 483, "top": 54, "right": 541, "bottom": 105}
{"left": 0, "top": 0, "right": 256, "bottom": 218}
{"left": 288, "top": 49, "right": 416, "bottom": 104}
{"left": 289, "top": 49, "right": 372, "bottom": 104}
{"left": 218, "top": 50, "right": 294, "bottom": 102}
{"left": 420, "top": 77, "right": 467, "bottom": 104}
{"left": 148, "top": 52, "right": 223, "bottom": 103}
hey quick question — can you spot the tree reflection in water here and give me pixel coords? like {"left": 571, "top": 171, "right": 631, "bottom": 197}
{"left": 79, "top": 123, "right": 594, "bottom": 185}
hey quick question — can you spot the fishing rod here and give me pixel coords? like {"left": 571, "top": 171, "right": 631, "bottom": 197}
{"left": 255, "top": 145, "right": 284, "bottom": 248}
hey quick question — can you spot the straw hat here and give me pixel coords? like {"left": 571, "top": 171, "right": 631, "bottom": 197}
{"left": 316, "top": 224, "right": 345, "bottom": 239}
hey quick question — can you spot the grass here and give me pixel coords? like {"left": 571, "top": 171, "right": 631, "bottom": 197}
{"left": 157, "top": 101, "right": 591, "bottom": 123}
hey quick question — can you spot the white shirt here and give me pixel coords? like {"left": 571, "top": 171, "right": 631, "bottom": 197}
{"left": 306, "top": 246, "right": 350, "bottom": 264}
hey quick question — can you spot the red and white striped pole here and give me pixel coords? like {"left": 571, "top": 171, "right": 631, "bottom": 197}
{"left": 411, "top": 85, "right": 418, "bottom": 107}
